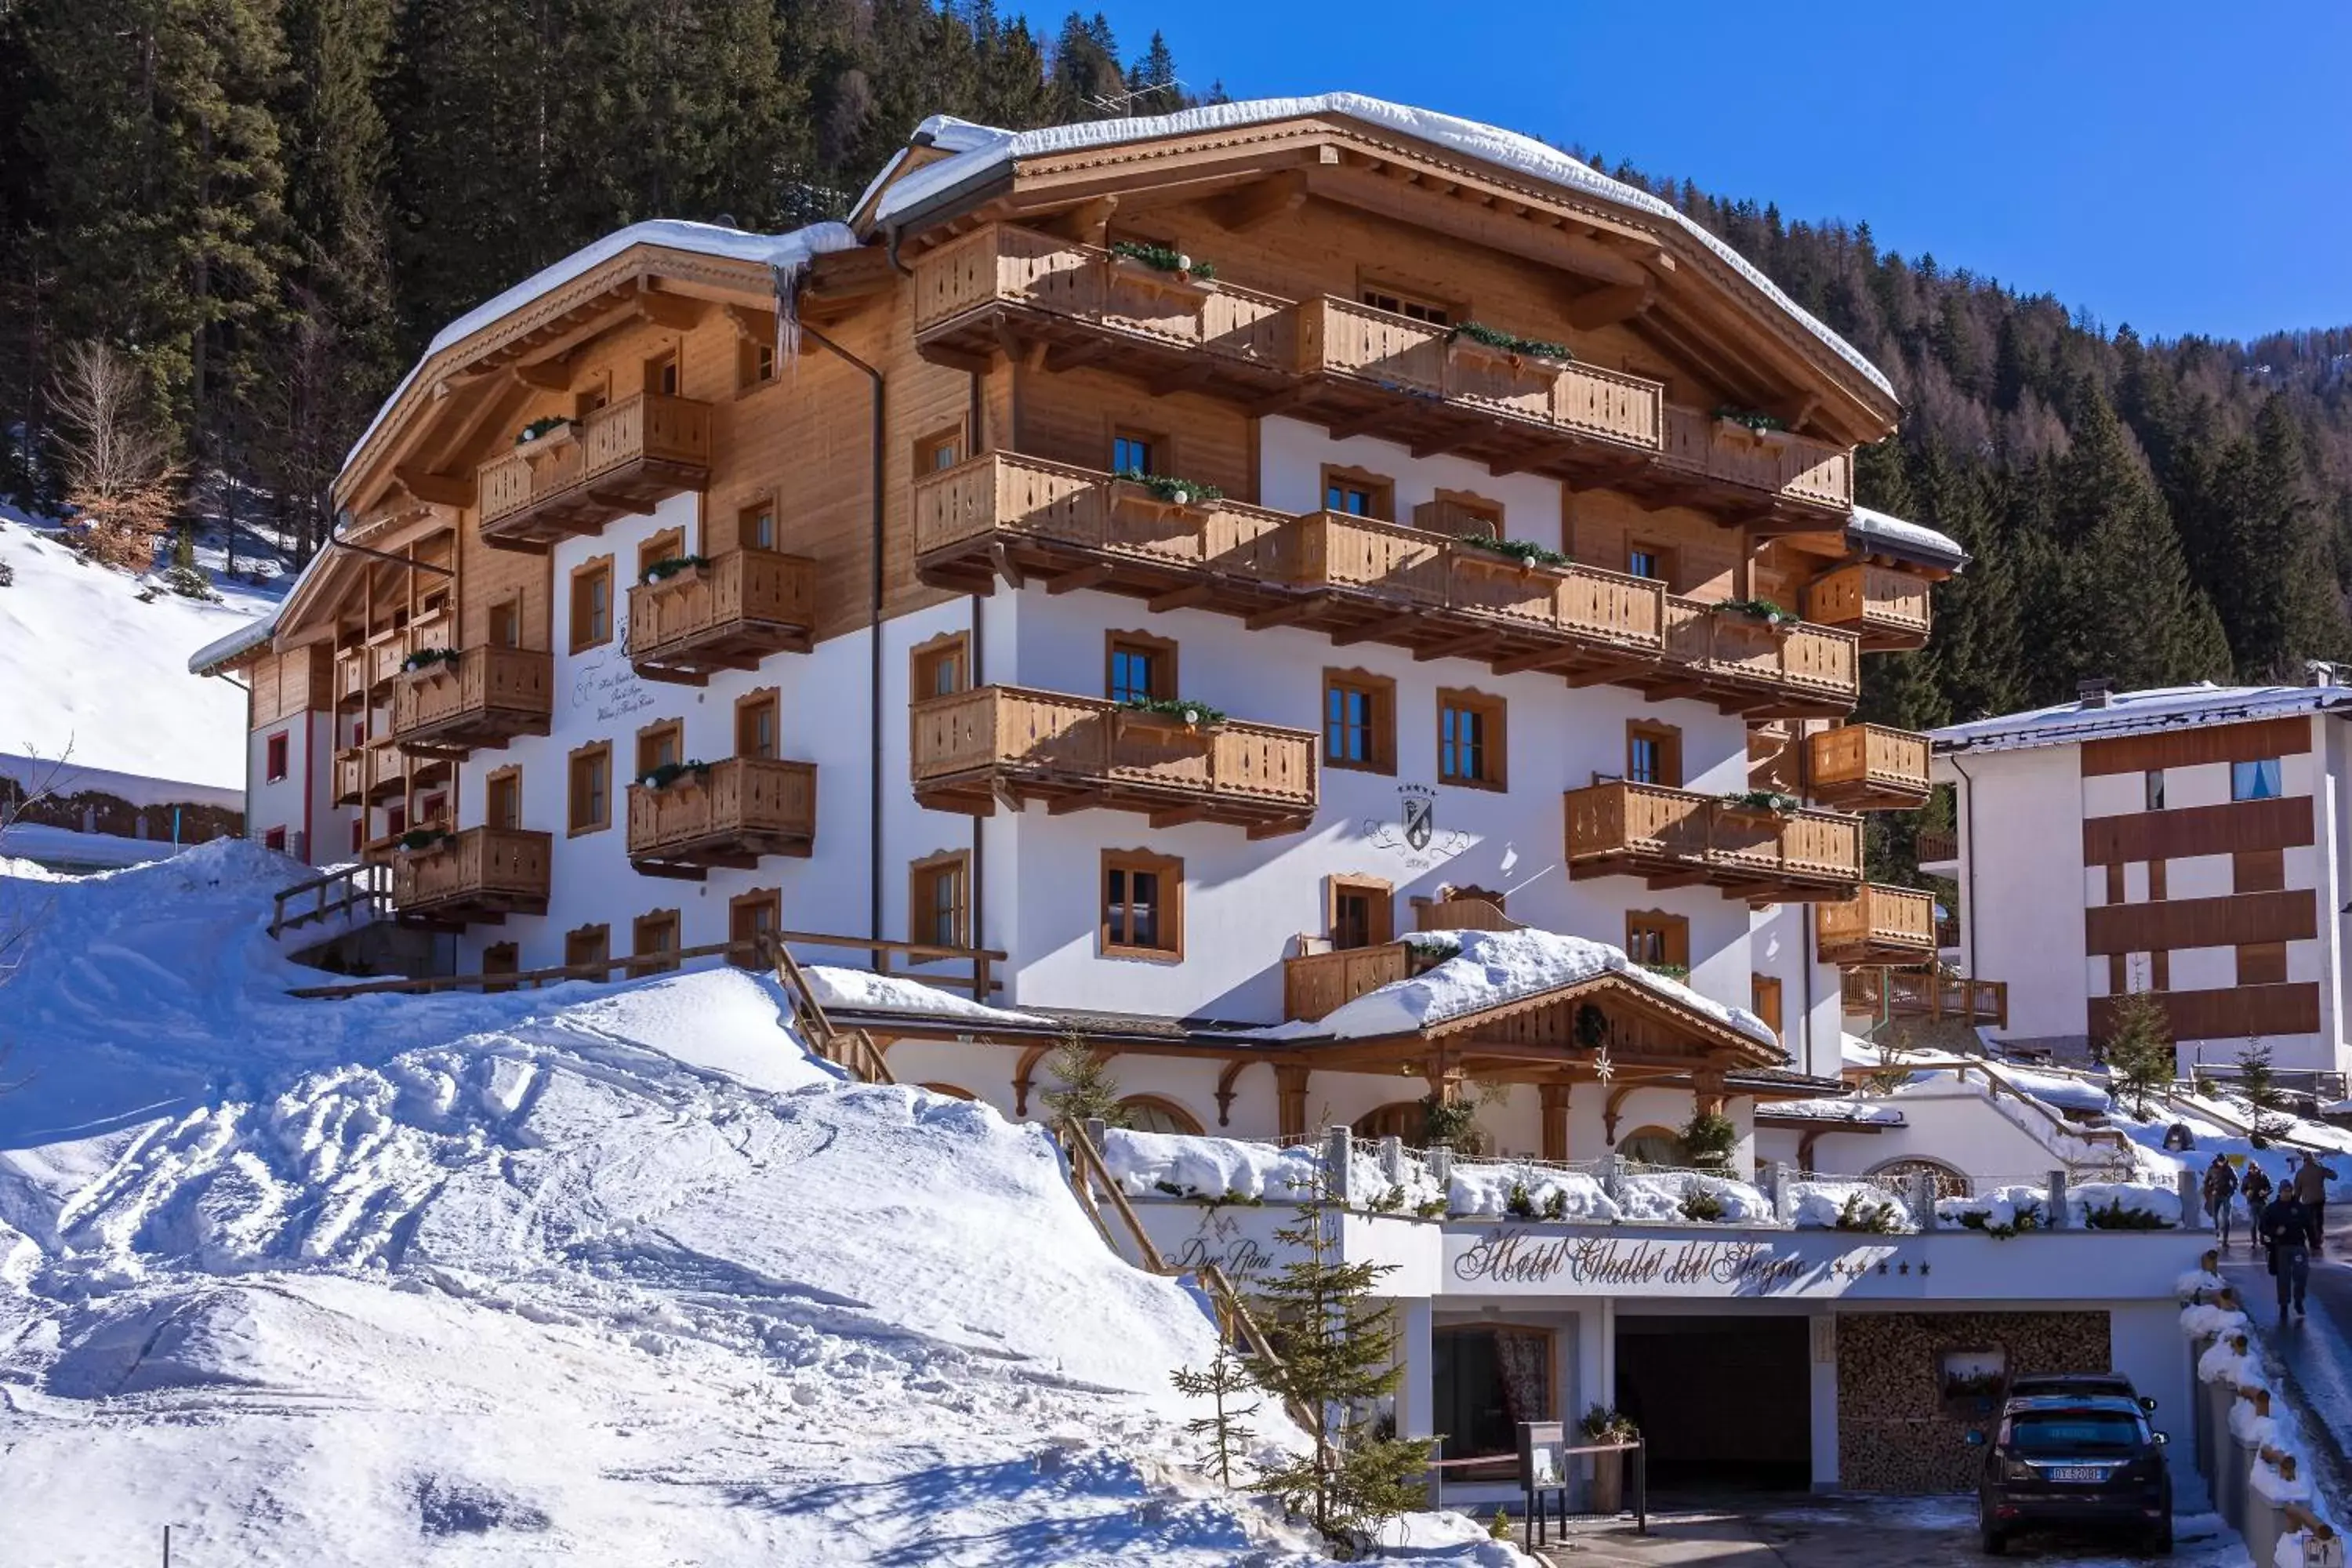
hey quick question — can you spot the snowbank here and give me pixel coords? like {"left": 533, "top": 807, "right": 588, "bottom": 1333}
{"left": 1446, "top": 1165, "right": 1619, "bottom": 1223}
{"left": 1107, "top": 1130, "right": 1333, "bottom": 1203}
{"left": 1787, "top": 1179, "right": 1913, "bottom": 1231}
{"left": 1617, "top": 1171, "right": 1773, "bottom": 1225}
{"left": 802, "top": 964, "right": 1053, "bottom": 1026}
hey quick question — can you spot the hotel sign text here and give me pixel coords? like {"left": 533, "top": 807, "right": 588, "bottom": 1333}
{"left": 1446, "top": 1228, "right": 1903, "bottom": 1298}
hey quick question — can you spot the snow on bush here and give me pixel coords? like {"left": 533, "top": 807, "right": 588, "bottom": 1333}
{"left": 2199, "top": 1334, "right": 2266, "bottom": 1391}
{"left": 1617, "top": 1171, "right": 1772, "bottom": 1225}
{"left": 1937, "top": 1185, "right": 2050, "bottom": 1235}
{"left": 1787, "top": 1179, "right": 1913, "bottom": 1232}
{"left": 1106, "top": 1130, "right": 1336, "bottom": 1204}
{"left": 2180, "top": 1302, "right": 2249, "bottom": 1341}
{"left": 2071, "top": 1180, "right": 2182, "bottom": 1228}
{"left": 1444, "top": 1164, "right": 1619, "bottom": 1223}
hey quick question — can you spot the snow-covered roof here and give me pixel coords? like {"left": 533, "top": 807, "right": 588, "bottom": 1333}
{"left": 188, "top": 606, "right": 280, "bottom": 673}
{"left": 1755, "top": 1098, "right": 1905, "bottom": 1126}
{"left": 1247, "top": 927, "right": 1782, "bottom": 1051}
{"left": 869, "top": 96, "right": 1895, "bottom": 404}
{"left": 802, "top": 965, "right": 1053, "bottom": 1029}
{"left": 1849, "top": 505, "right": 1965, "bottom": 570}
{"left": 1932, "top": 681, "right": 2352, "bottom": 755}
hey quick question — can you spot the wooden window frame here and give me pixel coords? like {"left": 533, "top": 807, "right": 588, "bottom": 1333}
{"left": 910, "top": 631, "right": 969, "bottom": 700}
{"left": 1118, "top": 1094, "right": 1205, "bottom": 1136}
{"left": 1322, "top": 667, "right": 1397, "bottom": 775}
{"left": 736, "top": 326, "right": 778, "bottom": 393}
{"left": 913, "top": 420, "right": 967, "bottom": 478}
{"left": 735, "top": 688, "right": 779, "bottom": 760}
{"left": 564, "top": 923, "right": 612, "bottom": 977}
{"left": 2144, "top": 770, "right": 2165, "bottom": 811}
{"left": 1627, "top": 540, "right": 1677, "bottom": 587}
{"left": 1436, "top": 686, "right": 1508, "bottom": 792}
{"left": 643, "top": 347, "right": 680, "bottom": 397}
{"left": 569, "top": 556, "right": 615, "bottom": 654}
{"left": 2238, "top": 941, "right": 2288, "bottom": 986}
{"left": 1624, "top": 910, "right": 1690, "bottom": 971}
{"left": 1101, "top": 848, "right": 1183, "bottom": 962}
{"left": 485, "top": 593, "right": 524, "bottom": 649}
{"left": 1751, "top": 974, "right": 1784, "bottom": 1043}
{"left": 2231, "top": 757, "right": 2285, "bottom": 801}
{"left": 567, "top": 741, "right": 612, "bottom": 836}
{"left": 573, "top": 370, "right": 612, "bottom": 419}
{"left": 485, "top": 765, "right": 523, "bottom": 831}
{"left": 909, "top": 850, "right": 972, "bottom": 950}
{"left": 1626, "top": 720, "right": 1683, "bottom": 789}
{"left": 634, "top": 717, "right": 685, "bottom": 780}
{"left": 637, "top": 527, "right": 686, "bottom": 582}
{"left": 1327, "top": 874, "right": 1396, "bottom": 952}
{"left": 1110, "top": 425, "right": 1167, "bottom": 477}
{"left": 264, "top": 730, "right": 290, "bottom": 783}
{"left": 737, "top": 492, "right": 779, "bottom": 554}
{"left": 1321, "top": 463, "right": 1396, "bottom": 522}
{"left": 728, "top": 887, "right": 782, "bottom": 968}
{"left": 1105, "top": 628, "right": 1178, "bottom": 704}
{"left": 630, "top": 909, "right": 683, "bottom": 978}
{"left": 263, "top": 825, "right": 288, "bottom": 852}
{"left": 1357, "top": 276, "right": 1459, "bottom": 326}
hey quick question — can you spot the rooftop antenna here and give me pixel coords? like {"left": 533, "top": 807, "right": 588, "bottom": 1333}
{"left": 1085, "top": 79, "right": 1192, "bottom": 118}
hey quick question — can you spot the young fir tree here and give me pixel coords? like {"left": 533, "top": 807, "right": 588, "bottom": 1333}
{"left": 2237, "top": 1038, "right": 2289, "bottom": 1148}
{"left": 1247, "top": 1195, "right": 1434, "bottom": 1549}
{"left": 2098, "top": 985, "right": 2176, "bottom": 1119}
{"left": 1038, "top": 1030, "right": 1127, "bottom": 1136}
{"left": 1169, "top": 1340, "right": 1259, "bottom": 1490}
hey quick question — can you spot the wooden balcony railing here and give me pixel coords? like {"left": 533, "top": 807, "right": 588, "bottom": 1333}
{"left": 1806, "top": 723, "right": 1931, "bottom": 811}
{"left": 626, "top": 548, "right": 818, "bottom": 684}
{"left": 626, "top": 757, "right": 818, "bottom": 877}
{"left": 390, "top": 644, "right": 554, "bottom": 758}
{"left": 1660, "top": 600, "right": 1858, "bottom": 716}
{"left": 475, "top": 393, "right": 712, "bottom": 547}
{"left": 1842, "top": 967, "right": 2007, "bottom": 1029}
{"left": 1816, "top": 884, "right": 1936, "bottom": 964}
{"left": 389, "top": 826, "right": 552, "bottom": 924}
{"left": 1805, "top": 563, "right": 1933, "bottom": 650}
{"left": 910, "top": 685, "right": 1316, "bottom": 837}
{"left": 332, "top": 748, "right": 367, "bottom": 806}
{"left": 1915, "top": 828, "right": 1959, "bottom": 867}
{"left": 1564, "top": 781, "right": 1863, "bottom": 901}
{"left": 1283, "top": 943, "right": 1414, "bottom": 1023}
{"left": 1658, "top": 406, "right": 1853, "bottom": 515}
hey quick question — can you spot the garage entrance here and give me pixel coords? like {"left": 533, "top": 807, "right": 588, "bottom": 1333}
{"left": 1616, "top": 1315, "right": 1810, "bottom": 1490}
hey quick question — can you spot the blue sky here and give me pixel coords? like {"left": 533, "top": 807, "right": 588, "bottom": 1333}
{"left": 1073, "top": 0, "right": 2352, "bottom": 342}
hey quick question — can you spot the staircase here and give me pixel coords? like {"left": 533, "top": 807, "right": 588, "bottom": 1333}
{"left": 767, "top": 937, "right": 897, "bottom": 1085}
{"left": 268, "top": 862, "right": 438, "bottom": 977}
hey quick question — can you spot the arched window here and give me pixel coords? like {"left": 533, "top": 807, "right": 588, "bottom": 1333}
{"left": 1352, "top": 1101, "right": 1427, "bottom": 1144}
{"left": 919, "top": 1082, "right": 975, "bottom": 1101}
{"left": 1119, "top": 1094, "right": 1203, "bottom": 1136}
{"left": 1617, "top": 1125, "right": 1682, "bottom": 1169}
{"left": 1866, "top": 1156, "right": 1972, "bottom": 1200}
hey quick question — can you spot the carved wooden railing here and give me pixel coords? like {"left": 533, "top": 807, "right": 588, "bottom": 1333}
{"left": 1806, "top": 723, "right": 1931, "bottom": 803}
{"left": 1660, "top": 405, "right": 1851, "bottom": 511}
{"left": 626, "top": 757, "right": 817, "bottom": 857}
{"left": 1565, "top": 781, "right": 1863, "bottom": 884}
{"left": 626, "top": 548, "right": 817, "bottom": 661}
{"left": 1806, "top": 562, "right": 1933, "bottom": 639}
{"left": 477, "top": 393, "right": 712, "bottom": 528}
{"left": 388, "top": 826, "right": 551, "bottom": 913}
{"left": 390, "top": 644, "right": 554, "bottom": 743}
{"left": 1816, "top": 884, "right": 1935, "bottom": 959}
{"left": 1661, "top": 600, "right": 1857, "bottom": 702}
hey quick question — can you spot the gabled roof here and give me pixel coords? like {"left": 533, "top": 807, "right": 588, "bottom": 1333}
{"left": 1849, "top": 506, "right": 1965, "bottom": 572}
{"left": 859, "top": 94, "right": 1896, "bottom": 405}
{"left": 1933, "top": 681, "right": 2352, "bottom": 755}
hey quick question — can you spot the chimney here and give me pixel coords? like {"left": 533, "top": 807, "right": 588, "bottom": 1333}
{"left": 2077, "top": 677, "right": 2114, "bottom": 709}
{"left": 2307, "top": 660, "right": 2340, "bottom": 688}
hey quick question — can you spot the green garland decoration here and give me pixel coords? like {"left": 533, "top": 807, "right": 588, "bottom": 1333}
{"left": 1450, "top": 320, "right": 1572, "bottom": 362}
{"left": 1720, "top": 788, "right": 1801, "bottom": 815}
{"left": 1713, "top": 406, "right": 1788, "bottom": 433}
{"left": 1113, "top": 469, "right": 1223, "bottom": 506}
{"left": 516, "top": 416, "right": 573, "bottom": 445}
{"left": 1714, "top": 596, "right": 1795, "bottom": 625}
{"left": 1115, "top": 695, "right": 1228, "bottom": 728}
{"left": 1456, "top": 534, "right": 1570, "bottom": 569}
{"left": 400, "top": 645, "right": 459, "bottom": 673}
{"left": 396, "top": 826, "right": 454, "bottom": 853}
{"left": 1108, "top": 240, "right": 1216, "bottom": 281}
{"left": 638, "top": 759, "right": 712, "bottom": 790}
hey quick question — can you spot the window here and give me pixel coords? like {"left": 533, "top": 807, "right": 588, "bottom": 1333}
{"left": 2144, "top": 770, "right": 2165, "bottom": 811}
{"left": 1102, "top": 849, "right": 1182, "bottom": 960}
{"left": 1120, "top": 1095, "right": 1204, "bottom": 1136}
{"left": 1106, "top": 630, "right": 1176, "bottom": 704}
{"left": 1414, "top": 492, "right": 1503, "bottom": 540}
{"left": 574, "top": 372, "right": 611, "bottom": 418}
{"left": 1323, "top": 670, "right": 1396, "bottom": 774}
{"left": 909, "top": 852, "right": 971, "bottom": 948}
{"left": 913, "top": 423, "right": 966, "bottom": 477}
{"left": 630, "top": 909, "right": 682, "bottom": 977}
{"left": 644, "top": 349, "right": 679, "bottom": 397}
{"left": 735, "top": 690, "right": 779, "bottom": 760}
{"left": 1627, "top": 543, "right": 1675, "bottom": 586}
{"left": 739, "top": 498, "right": 778, "bottom": 552}
{"left": 564, "top": 924, "right": 611, "bottom": 978}
{"left": 263, "top": 826, "right": 288, "bottom": 852}
{"left": 568, "top": 742, "right": 612, "bottom": 834}
{"left": 487, "top": 597, "right": 522, "bottom": 648}
{"left": 1437, "top": 688, "right": 1506, "bottom": 790}
{"left": 570, "top": 557, "right": 613, "bottom": 652}
{"left": 2232, "top": 759, "right": 2284, "bottom": 801}
{"left": 2235, "top": 848, "right": 2285, "bottom": 894}
{"left": 1111, "top": 428, "right": 1159, "bottom": 476}
{"left": 349, "top": 817, "right": 365, "bottom": 855}
{"left": 1751, "top": 975, "right": 1784, "bottom": 1042}
{"left": 739, "top": 332, "right": 777, "bottom": 390}
{"left": 264, "top": 731, "right": 289, "bottom": 783}
{"left": 1624, "top": 910, "right": 1690, "bottom": 971}
{"left": 637, "top": 528, "right": 684, "bottom": 582}
{"left": 2238, "top": 942, "right": 2288, "bottom": 986}
{"left": 1626, "top": 722, "right": 1682, "bottom": 788}
{"left": 728, "top": 889, "right": 781, "bottom": 968}
{"left": 418, "top": 791, "right": 448, "bottom": 827}
{"left": 1359, "top": 282, "right": 1452, "bottom": 325}
{"left": 1322, "top": 465, "right": 1393, "bottom": 521}
{"left": 1329, "top": 876, "right": 1394, "bottom": 951}
{"left": 485, "top": 768, "right": 521, "bottom": 831}
{"left": 483, "top": 942, "right": 521, "bottom": 994}
{"left": 635, "top": 719, "right": 684, "bottom": 780}
{"left": 385, "top": 802, "right": 407, "bottom": 838}
{"left": 910, "top": 633, "right": 968, "bottom": 699}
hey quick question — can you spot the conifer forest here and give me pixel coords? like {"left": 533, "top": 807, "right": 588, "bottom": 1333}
{"left": 4, "top": 0, "right": 2349, "bottom": 749}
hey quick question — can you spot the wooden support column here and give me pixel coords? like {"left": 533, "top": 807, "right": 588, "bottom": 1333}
{"left": 1693, "top": 1069, "right": 1727, "bottom": 1121}
{"left": 1275, "top": 1064, "right": 1310, "bottom": 1142}
{"left": 1538, "top": 1080, "right": 1573, "bottom": 1163}
{"left": 1013, "top": 1042, "right": 1053, "bottom": 1117}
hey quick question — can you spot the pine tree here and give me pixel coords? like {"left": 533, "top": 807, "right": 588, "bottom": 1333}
{"left": 1169, "top": 1341, "right": 1259, "bottom": 1489}
{"left": 2237, "top": 1039, "right": 2289, "bottom": 1148}
{"left": 2099, "top": 984, "right": 2175, "bottom": 1117}
{"left": 1039, "top": 1031, "right": 1127, "bottom": 1134}
{"left": 1247, "top": 1196, "right": 1434, "bottom": 1548}
{"left": 1126, "top": 31, "right": 1179, "bottom": 114}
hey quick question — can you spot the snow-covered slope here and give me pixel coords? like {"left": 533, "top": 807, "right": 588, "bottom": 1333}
{"left": 0, "top": 844, "right": 1520, "bottom": 1566}
{"left": 0, "top": 519, "right": 274, "bottom": 789}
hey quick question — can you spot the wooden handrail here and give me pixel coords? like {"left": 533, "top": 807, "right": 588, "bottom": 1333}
{"left": 270, "top": 862, "right": 393, "bottom": 939}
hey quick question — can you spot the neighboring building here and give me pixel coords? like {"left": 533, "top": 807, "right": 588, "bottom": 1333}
{"left": 1931, "top": 676, "right": 2352, "bottom": 1076}
{"left": 194, "top": 94, "right": 1970, "bottom": 1160}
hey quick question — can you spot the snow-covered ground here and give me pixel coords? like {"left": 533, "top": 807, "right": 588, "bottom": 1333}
{"left": 0, "top": 844, "right": 1528, "bottom": 1565}
{"left": 0, "top": 509, "right": 279, "bottom": 789}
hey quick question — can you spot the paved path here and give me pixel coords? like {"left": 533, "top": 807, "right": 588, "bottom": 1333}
{"left": 2217, "top": 1200, "right": 2352, "bottom": 1507}
{"left": 1521, "top": 1497, "right": 2246, "bottom": 1566}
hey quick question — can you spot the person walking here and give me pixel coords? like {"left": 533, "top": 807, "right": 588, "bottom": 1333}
{"left": 2242, "top": 1160, "right": 2274, "bottom": 1246}
{"left": 2259, "top": 1186, "right": 2319, "bottom": 1321}
{"left": 2202, "top": 1154, "right": 2241, "bottom": 1247}
{"left": 2289, "top": 1152, "right": 2336, "bottom": 1253}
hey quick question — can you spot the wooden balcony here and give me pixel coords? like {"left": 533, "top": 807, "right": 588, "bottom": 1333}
{"left": 332, "top": 747, "right": 367, "bottom": 807}
{"left": 1650, "top": 406, "right": 1853, "bottom": 519}
{"left": 1816, "top": 884, "right": 1936, "bottom": 964}
{"left": 1563, "top": 781, "right": 1863, "bottom": 902}
{"left": 910, "top": 685, "right": 1316, "bottom": 837}
{"left": 1805, "top": 563, "right": 1933, "bottom": 650}
{"left": 626, "top": 757, "right": 818, "bottom": 878}
{"left": 1283, "top": 943, "right": 1414, "bottom": 1023}
{"left": 626, "top": 549, "right": 818, "bottom": 685}
{"left": 1915, "top": 829, "right": 1958, "bottom": 869}
{"left": 1658, "top": 600, "right": 1859, "bottom": 717}
{"left": 1806, "top": 724, "right": 1931, "bottom": 811}
{"left": 1842, "top": 967, "right": 2007, "bottom": 1029}
{"left": 389, "top": 826, "right": 552, "bottom": 924}
{"left": 390, "top": 645, "right": 554, "bottom": 758}
{"left": 474, "top": 393, "right": 712, "bottom": 550}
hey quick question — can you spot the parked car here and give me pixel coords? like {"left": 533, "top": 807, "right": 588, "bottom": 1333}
{"left": 2006, "top": 1372, "right": 2158, "bottom": 1412}
{"left": 1969, "top": 1394, "right": 2172, "bottom": 1555}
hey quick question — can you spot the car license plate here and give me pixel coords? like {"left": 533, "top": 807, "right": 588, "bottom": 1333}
{"left": 2049, "top": 1467, "right": 2108, "bottom": 1483}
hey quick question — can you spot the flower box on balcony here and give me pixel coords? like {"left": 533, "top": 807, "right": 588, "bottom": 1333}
{"left": 514, "top": 416, "right": 577, "bottom": 450}
{"left": 1446, "top": 330, "right": 1570, "bottom": 379}
{"left": 1113, "top": 698, "right": 1227, "bottom": 739}
{"left": 1105, "top": 242, "right": 1218, "bottom": 299}
{"left": 640, "top": 554, "right": 712, "bottom": 586}
{"left": 639, "top": 760, "right": 712, "bottom": 792}
{"left": 1109, "top": 473, "right": 1221, "bottom": 528}
{"left": 1713, "top": 597, "right": 1798, "bottom": 635}
{"left": 400, "top": 646, "right": 460, "bottom": 680}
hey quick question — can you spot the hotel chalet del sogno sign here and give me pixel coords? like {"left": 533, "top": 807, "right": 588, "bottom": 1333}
{"left": 1444, "top": 1227, "right": 1931, "bottom": 1299}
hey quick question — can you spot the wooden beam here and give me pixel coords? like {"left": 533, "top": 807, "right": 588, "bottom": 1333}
{"left": 1149, "top": 361, "right": 1216, "bottom": 397}
{"left": 1487, "top": 441, "right": 1584, "bottom": 478}
{"left": 1244, "top": 599, "right": 1321, "bottom": 632}
{"left": 1563, "top": 283, "right": 1654, "bottom": 332}
{"left": 1330, "top": 612, "right": 1419, "bottom": 647}
{"left": 393, "top": 465, "right": 473, "bottom": 509}
{"left": 1209, "top": 169, "right": 1309, "bottom": 233}
{"left": 1046, "top": 564, "right": 1113, "bottom": 597}
{"left": 636, "top": 287, "right": 707, "bottom": 330}
{"left": 1214, "top": 1060, "right": 1251, "bottom": 1127}
{"left": 1149, "top": 804, "right": 1210, "bottom": 829}
{"left": 1147, "top": 582, "right": 1214, "bottom": 614}
{"left": 511, "top": 358, "right": 572, "bottom": 391}
{"left": 1324, "top": 405, "right": 1407, "bottom": 441}
{"left": 1563, "top": 658, "right": 1661, "bottom": 688}
{"left": 1044, "top": 340, "right": 1110, "bottom": 374}
{"left": 1413, "top": 630, "right": 1502, "bottom": 663}
{"left": 1488, "top": 645, "right": 1584, "bottom": 677}
{"left": 1247, "top": 386, "right": 1316, "bottom": 419}
{"left": 1054, "top": 194, "right": 1120, "bottom": 245}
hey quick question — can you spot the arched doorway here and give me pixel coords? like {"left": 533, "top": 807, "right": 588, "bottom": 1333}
{"left": 1353, "top": 1100, "right": 1426, "bottom": 1144}
{"left": 1866, "top": 1156, "right": 1972, "bottom": 1200}
{"left": 1119, "top": 1094, "right": 1203, "bottom": 1136}
{"left": 1617, "top": 1125, "right": 1682, "bottom": 1169}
